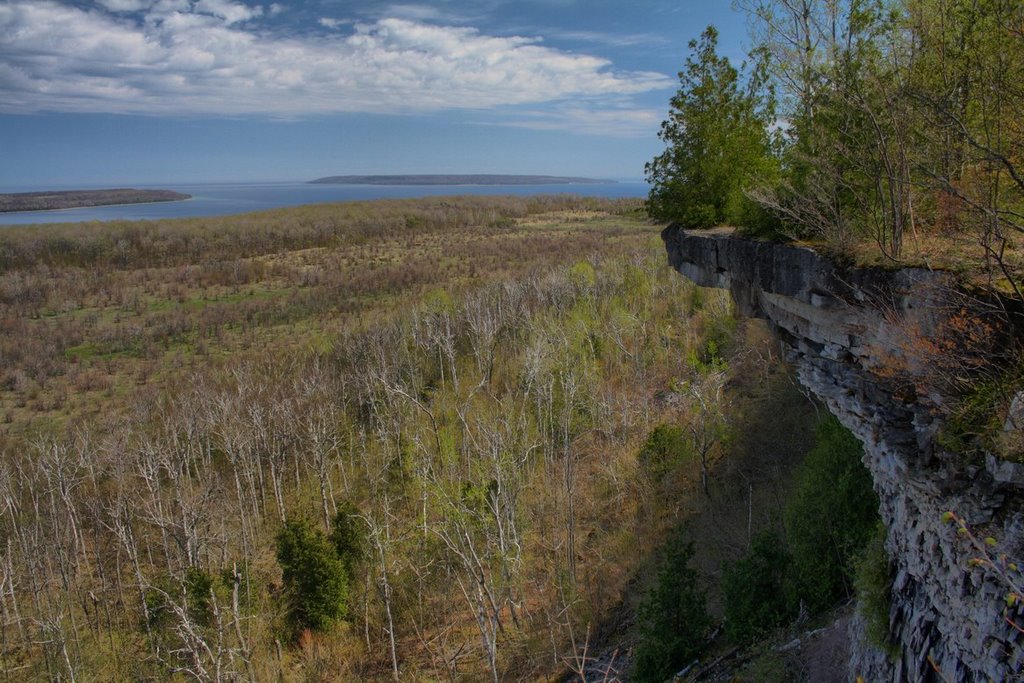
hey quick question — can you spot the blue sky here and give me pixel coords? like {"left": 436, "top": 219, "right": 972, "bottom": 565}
{"left": 0, "top": 1, "right": 750, "bottom": 188}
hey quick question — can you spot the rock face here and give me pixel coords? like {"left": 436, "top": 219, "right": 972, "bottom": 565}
{"left": 662, "top": 225, "right": 1024, "bottom": 682}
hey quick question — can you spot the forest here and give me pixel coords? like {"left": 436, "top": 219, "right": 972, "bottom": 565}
{"left": 0, "top": 192, "right": 881, "bottom": 680}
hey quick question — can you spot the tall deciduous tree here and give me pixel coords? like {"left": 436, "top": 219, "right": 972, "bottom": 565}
{"left": 646, "top": 26, "right": 779, "bottom": 229}
{"left": 742, "top": 0, "right": 915, "bottom": 256}
{"left": 906, "top": 0, "right": 1024, "bottom": 297}
{"left": 741, "top": 0, "right": 1024, "bottom": 271}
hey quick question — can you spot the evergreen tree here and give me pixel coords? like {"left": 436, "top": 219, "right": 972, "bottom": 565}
{"left": 276, "top": 518, "right": 349, "bottom": 635}
{"left": 632, "top": 533, "right": 709, "bottom": 682}
{"left": 646, "top": 25, "right": 779, "bottom": 230}
{"left": 721, "top": 530, "right": 793, "bottom": 643}
{"left": 638, "top": 423, "right": 690, "bottom": 482}
{"left": 330, "top": 501, "right": 367, "bottom": 577}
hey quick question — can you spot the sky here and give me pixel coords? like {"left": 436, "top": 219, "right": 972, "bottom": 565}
{"left": 0, "top": 0, "right": 751, "bottom": 188}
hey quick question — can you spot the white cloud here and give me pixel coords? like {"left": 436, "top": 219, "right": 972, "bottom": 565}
{"left": 0, "top": 1, "right": 672, "bottom": 131}
{"left": 267, "top": 3, "right": 285, "bottom": 15}
{"left": 318, "top": 17, "right": 344, "bottom": 29}
{"left": 195, "top": 0, "right": 262, "bottom": 25}
{"left": 144, "top": 0, "right": 191, "bottom": 19}
{"left": 547, "top": 29, "right": 669, "bottom": 48}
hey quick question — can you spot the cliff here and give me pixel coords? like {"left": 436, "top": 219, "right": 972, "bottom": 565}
{"left": 662, "top": 225, "right": 1024, "bottom": 681}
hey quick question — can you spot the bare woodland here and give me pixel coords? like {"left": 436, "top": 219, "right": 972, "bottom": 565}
{"left": 0, "top": 197, "right": 769, "bottom": 680}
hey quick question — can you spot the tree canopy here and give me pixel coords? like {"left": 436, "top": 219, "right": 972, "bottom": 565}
{"left": 652, "top": 1, "right": 1024, "bottom": 287}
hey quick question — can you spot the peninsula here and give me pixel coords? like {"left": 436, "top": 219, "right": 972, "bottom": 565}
{"left": 0, "top": 188, "right": 191, "bottom": 213}
{"left": 309, "top": 174, "right": 615, "bottom": 185}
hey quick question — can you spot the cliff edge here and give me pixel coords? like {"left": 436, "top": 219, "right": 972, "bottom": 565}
{"left": 662, "top": 224, "right": 1024, "bottom": 681}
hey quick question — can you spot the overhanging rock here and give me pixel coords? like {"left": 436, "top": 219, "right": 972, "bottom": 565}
{"left": 662, "top": 224, "right": 1024, "bottom": 682}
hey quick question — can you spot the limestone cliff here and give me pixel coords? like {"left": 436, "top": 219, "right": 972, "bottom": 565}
{"left": 662, "top": 225, "right": 1024, "bottom": 681}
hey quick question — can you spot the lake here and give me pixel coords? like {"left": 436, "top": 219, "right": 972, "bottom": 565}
{"left": 0, "top": 180, "right": 649, "bottom": 226}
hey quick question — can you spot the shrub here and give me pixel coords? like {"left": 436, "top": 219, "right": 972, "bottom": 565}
{"left": 568, "top": 260, "right": 597, "bottom": 290}
{"left": 939, "top": 370, "right": 1022, "bottom": 463}
{"left": 276, "top": 518, "right": 349, "bottom": 635}
{"left": 632, "top": 533, "right": 710, "bottom": 682}
{"left": 722, "top": 530, "right": 794, "bottom": 643}
{"left": 854, "top": 523, "right": 896, "bottom": 657}
{"left": 638, "top": 424, "right": 690, "bottom": 482}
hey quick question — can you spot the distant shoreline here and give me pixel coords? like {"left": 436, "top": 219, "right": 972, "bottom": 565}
{"left": 0, "top": 189, "right": 192, "bottom": 213}
{"left": 4, "top": 197, "right": 196, "bottom": 216}
{"left": 0, "top": 181, "right": 648, "bottom": 226}
{"left": 310, "top": 174, "right": 616, "bottom": 186}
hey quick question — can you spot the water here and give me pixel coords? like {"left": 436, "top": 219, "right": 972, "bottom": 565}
{"left": 0, "top": 180, "right": 649, "bottom": 226}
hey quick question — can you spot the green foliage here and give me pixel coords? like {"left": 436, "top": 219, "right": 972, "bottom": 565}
{"left": 686, "top": 338, "right": 728, "bottom": 374}
{"left": 741, "top": 650, "right": 796, "bottom": 682}
{"left": 722, "top": 530, "right": 794, "bottom": 643}
{"left": 144, "top": 583, "right": 171, "bottom": 630}
{"left": 719, "top": 418, "right": 878, "bottom": 645}
{"left": 632, "top": 533, "right": 710, "bottom": 683}
{"left": 646, "top": 25, "right": 779, "bottom": 229}
{"left": 460, "top": 479, "right": 498, "bottom": 517}
{"left": 784, "top": 416, "right": 879, "bottom": 613}
{"left": 144, "top": 566, "right": 216, "bottom": 629}
{"left": 422, "top": 288, "right": 455, "bottom": 314}
{"left": 739, "top": 0, "right": 1024, "bottom": 263}
{"left": 330, "top": 502, "right": 368, "bottom": 577}
{"left": 276, "top": 518, "right": 349, "bottom": 635}
{"left": 183, "top": 566, "right": 215, "bottom": 627}
{"left": 568, "top": 260, "right": 597, "bottom": 290}
{"left": 639, "top": 424, "right": 690, "bottom": 482}
{"left": 854, "top": 523, "right": 896, "bottom": 657}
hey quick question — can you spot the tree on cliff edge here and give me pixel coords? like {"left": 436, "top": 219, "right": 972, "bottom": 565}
{"left": 646, "top": 25, "right": 779, "bottom": 230}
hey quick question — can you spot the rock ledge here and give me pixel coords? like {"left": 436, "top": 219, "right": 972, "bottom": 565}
{"left": 662, "top": 225, "right": 1024, "bottom": 682}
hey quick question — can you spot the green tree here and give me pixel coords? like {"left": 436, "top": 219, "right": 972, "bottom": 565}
{"left": 784, "top": 416, "right": 879, "bottom": 612}
{"left": 632, "top": 533, "right": 710, "bottom": 682}
{"left": 722, "top": 530, "right": 793, "bottom": 643}
{"left": 276, "top": 518, "right": 349, "bottom": 634}
{"left": 854, "top": 523, "right": 895, "bottom": 654}
{"left": 330, "top": 502, "right": 368, "bottom": 577}
{"left": 646, "top": 25, "right": 779, "bottom": 230}
{"left": 744, "top": 0, "right": 914, "bottom": 255}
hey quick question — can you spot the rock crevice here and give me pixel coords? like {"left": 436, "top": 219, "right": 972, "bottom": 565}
{"left": 662, "top": 225, "right": 1023, "bottom": 681}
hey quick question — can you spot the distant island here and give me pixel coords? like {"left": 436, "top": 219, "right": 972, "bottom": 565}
{"left": 310, "top": 174, "right": 615, "bottom": 186}
{"left": 0, "top": 189, "right": 191, "bottom": 213}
